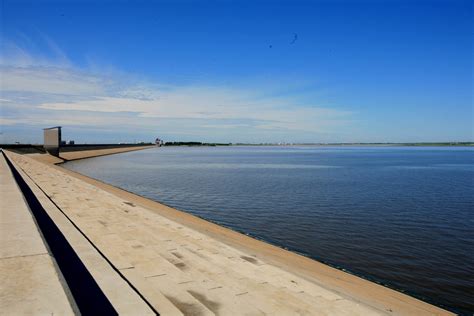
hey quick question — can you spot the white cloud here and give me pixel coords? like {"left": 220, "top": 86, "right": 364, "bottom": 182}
{"left": 0, "top": 40, "right": 355, "bottom": 142}
{"left": 1, "top": 66, "right": 106, "bottom": 95}
{"left": 0, "top": 117, "right": 19, "bottom": 126}
{"left": 36, "top": 89, "right": 350, "bottom": 133}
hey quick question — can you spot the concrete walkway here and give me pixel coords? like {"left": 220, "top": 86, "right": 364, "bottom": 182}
{"left": 4, "top": 150, "right": 452, "bottom": 315}
{"left": 0, "top": 153, "right": 76, "bottom": 315}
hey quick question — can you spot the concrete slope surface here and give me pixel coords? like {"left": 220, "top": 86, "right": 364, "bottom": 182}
{"left": 5, "top": 151, "right": 452, "bottom": 316}
{"left": 26, "top": 145, "right": 154, "bottom": 164}
{"left": 0, "top": 153, "right": 77, "bottom": 315}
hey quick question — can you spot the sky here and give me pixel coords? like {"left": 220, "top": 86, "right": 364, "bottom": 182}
{"left": 0, "top": 0, "right": 472, "bottom": 144}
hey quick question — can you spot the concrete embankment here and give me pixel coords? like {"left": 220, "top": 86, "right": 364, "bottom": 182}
{"left": 1, "top": 149, "right": 453, "bottom": 315}
{"left": 27, "top": 145, "right": 154, "bottom": 164}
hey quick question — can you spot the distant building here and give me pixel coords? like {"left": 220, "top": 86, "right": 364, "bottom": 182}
{"left": 68, "top": 140, "right": 75, "bottom": 145}
{"left": 43, "top": 126, "right": 61, "bottom": 156}
{"left": 155, "top": 138, "right": 164, "bottom": 147}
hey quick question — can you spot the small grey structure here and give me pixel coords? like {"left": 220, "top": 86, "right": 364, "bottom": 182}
{"left": 43, "top": 126, "right": 61, "bottom": 157}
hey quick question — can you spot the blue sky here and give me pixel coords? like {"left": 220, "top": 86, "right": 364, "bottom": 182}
{"left": 0, "top": 0, "right": 472, "bottom": 144}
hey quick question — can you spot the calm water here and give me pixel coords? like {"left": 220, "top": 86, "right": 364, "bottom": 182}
{"left": 64, "top": 146, "right": 474, "bottom": 314}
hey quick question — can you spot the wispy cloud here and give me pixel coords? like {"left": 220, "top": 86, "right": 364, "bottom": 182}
{"left": 1, "top": 66, "right": 106, "bottom": 95}
{"left": 0, "top": 36, "right": 355, "bottom": 143}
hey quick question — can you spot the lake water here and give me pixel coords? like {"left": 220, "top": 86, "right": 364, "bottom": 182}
{"left": 64, "top": 146, "right": 474, "bottom": 314}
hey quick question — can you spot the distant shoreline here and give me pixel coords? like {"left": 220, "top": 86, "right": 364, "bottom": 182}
{"left": 231, "top": 142, "right": 474, "bottom": 147}
{"left": 163, "top": 142, "right": 474, "bottom": 147}
{"left": 1, "top": 141, "right": 472, "bottom": 155}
